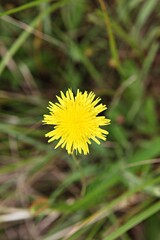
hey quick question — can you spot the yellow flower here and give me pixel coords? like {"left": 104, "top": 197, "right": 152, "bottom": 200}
{"left": 43, "top": 89, "right": 110, "bottom": 155}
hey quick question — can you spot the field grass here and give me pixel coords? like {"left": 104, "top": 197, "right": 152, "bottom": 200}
{"left": 0, "top": 0, "right": 160, "bottom": 239}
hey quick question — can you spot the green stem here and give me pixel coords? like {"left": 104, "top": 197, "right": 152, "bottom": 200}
{"left": 98, "top": 0, "right": 120, "bottom": 70}
{"left": 72, "top": 153, "right": 86, "bottom": 197}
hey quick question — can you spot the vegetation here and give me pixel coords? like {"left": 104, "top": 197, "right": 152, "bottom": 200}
{"left": 0, "top": 0, "right": 160, "bottom": 239}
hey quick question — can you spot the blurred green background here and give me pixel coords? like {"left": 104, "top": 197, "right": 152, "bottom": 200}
{"left": 0, "top": 0, "right": 160, "bottom": 239}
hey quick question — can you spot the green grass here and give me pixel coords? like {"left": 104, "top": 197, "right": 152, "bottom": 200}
{"left": 0, "top": 0, "right": 160, "bottom": 239}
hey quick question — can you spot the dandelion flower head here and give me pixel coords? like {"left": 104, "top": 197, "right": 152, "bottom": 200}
{"left": 43, "top": 89, "right": 110, "bottom": 155}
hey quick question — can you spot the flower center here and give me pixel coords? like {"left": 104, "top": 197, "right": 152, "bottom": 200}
{"left": 63, "top": 104, "right": 91, "bottom": 136}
